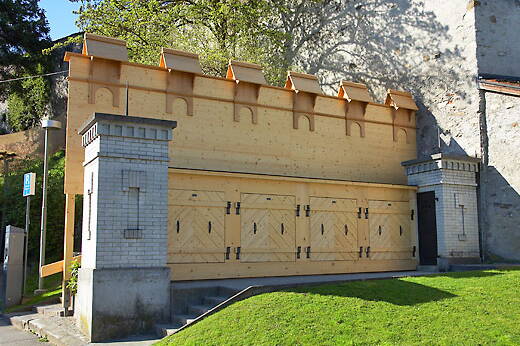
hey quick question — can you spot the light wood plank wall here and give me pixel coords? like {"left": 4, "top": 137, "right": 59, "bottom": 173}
{"left": 64, "top": 43, "right": 416, "bottom": 195}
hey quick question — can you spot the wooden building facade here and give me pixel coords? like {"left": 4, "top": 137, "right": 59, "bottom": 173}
{"left": 61, "top": 34, "right": 420, "bottom": 281}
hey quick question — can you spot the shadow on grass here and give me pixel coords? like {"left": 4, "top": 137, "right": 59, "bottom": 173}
{"left": 287, "top": 279, "right": 457, "bottom": 306}
{"left": 434, "top": 270, "right": 503, "bottom": 279}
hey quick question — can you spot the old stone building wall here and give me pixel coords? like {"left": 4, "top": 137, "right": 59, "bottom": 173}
{"left": 412, "top": 0, "right": 520, "bottom": 261}
{"left": 480, "top": 92, "right": 520, "bottom": 261}
{"left": 322, "top": 0, "right": 520, "bottom": 261}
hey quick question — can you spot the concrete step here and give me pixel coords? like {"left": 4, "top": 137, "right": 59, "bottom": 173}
{"left": 202, "top": 295, "right": 227, "bottom": 307}
{"left": 155, "top": 323, "right": 181, "bottom": 338}
{"left": 188, "top": 304, "right": 211, "bottom": 316}
{"left": 173, "top": 314, "right": 197, "bottom": 326}
{"left": 417, "top": 265, "right": 439, "bottom": 272}
{"left": 217, "top": 286, "right": 240, "bottom": 297}
{"left": 33, "top": 304, "right": 67, "bottom": 317}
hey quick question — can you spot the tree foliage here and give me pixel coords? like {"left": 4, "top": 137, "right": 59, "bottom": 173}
{"left": 6, "top": 64, "right": 51, "bottom": 131}
{"left": 73, "top": 0, "right": 458, "bottom": 100}
{"left": 1, "top": 0, "right": 54, "bottom": 130}
{"left": 0, "top": 0, "right": 51, "bottom": 79}
{"left": 73, "top": 0, "right": 286, "bottom": 83}
{"left": 0, "top": 151, "right": 82, "bottom": 264}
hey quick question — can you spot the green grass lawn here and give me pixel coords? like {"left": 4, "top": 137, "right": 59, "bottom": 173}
{"left": 158, "top": 270, "right": 520, "bottom": 345}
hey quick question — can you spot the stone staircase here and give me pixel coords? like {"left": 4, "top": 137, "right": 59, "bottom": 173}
{"left": 155, "top": 285, "right": 240, "bottom": 337}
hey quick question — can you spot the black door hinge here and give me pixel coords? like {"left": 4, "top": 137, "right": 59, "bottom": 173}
{"left": 296, "top": 246, "right": 301, "bottom": 259}
{"left": 359, "top": 246, "right": 363, "bottom": 258}
{"left": 411, "top": 209, "right": 415, "bottom": 220}
{"left": 305, "top": 246, "right": 311, "bottom": 258}
{"left": 305, "top": 205, "right": 311, "bottom": 217}
{"left": 235, "top": 202, "right": 241, "bottom": 215}
{"left": 296, "top": 204, "right": 301, "bottom": 217}
{"left": 226, "top": 202, "right": 232, "bottom": 215}
{"left": 226, "top": 246, "right": 231, "bottom": 260}
{"left": 364, "top": 208, "right": 369, "bottom": 219}
{"left": 357, "top": 207, "right": 362, "bottom": 219}
{"left": 412, "top": 245, "right": 417, "bottom": 257}
{"left": 235, "top": 246, "right": 241, "bottom": 260}
{"left": 365, "top": 246, "right": 371, "bottom": 258}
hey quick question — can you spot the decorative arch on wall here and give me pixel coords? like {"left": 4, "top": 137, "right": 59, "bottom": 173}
{"left": 171, "top": 97, "right": 189, "bottom": 116}
{"left": 396, "top": 128, "right": 408, "bottom": 143}
{"left": 385, "top": 89, "right": 418, "bottom": 144}
{"left": 235, "top": 106, "right": 257, "bottom": 124}
{"left": 83, "top": 33, "right": 128, "bottom": 108}
{"left": 165, "top": 71, "right": 195, "bottom": 116}
{"left": 93, "top": 87, "right": 116, "bottom": 106}
{"left": 160, "top": 48, "right": 202, "bottom": 117}
{"left": 338, "top": 80, "right": 372, "bottom": 138}
{"left": 348, "top": 121, "right": 364, "bottom": 137}
{"left": 293, "top": 113, "right": 315, "bottom": 131}
{"left": 87, "top": 59, "right": 122, "bottom": 107}
{"left": 285, "top": 72, "right": 322, "bottom": 133}
{"left": 227, "top": 61, "right": 266, "bottom": 125}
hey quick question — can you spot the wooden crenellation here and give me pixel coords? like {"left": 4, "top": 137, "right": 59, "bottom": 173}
{"left": 64, "top": 33, "right": 419, "bottom": 195}
{"left": 385, "top": 89, "right": 419, "bottom": 144}
{"left": 338, "top": 80, "right": 373, "bottom": 137}
{"left": 227, "top": 60, "right": 266, "bottom": 124}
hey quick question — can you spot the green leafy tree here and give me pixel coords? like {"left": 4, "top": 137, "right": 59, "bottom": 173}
{"left": 0, "top": 0, "right": 51, "bottom": 92}
{"left": 1, "top": 0, "right": 54, "bottom": 130}
{"left": 6, "top": 64, "right": 51, "bottom": 131}
{"left": 72, "top": 0, "right": 286, "bottom": 84}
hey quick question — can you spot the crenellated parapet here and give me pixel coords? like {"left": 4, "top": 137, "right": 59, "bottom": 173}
{"left": 82, "top": 33, "right": 128, "bottom": 108}
{"left": 385, "top": 89, "right": 418, "bottom": 144}
{"left": 338, "top": 81, "right": 373, "bottom": 137}
{"left": 226, "top": 60, "right": 266, "bottom": 124}
{"left": 64, "top": 33, "right": 419, "bottom": 194}
{"left": 160, "top": 48, "right": 201, "bottom": 116}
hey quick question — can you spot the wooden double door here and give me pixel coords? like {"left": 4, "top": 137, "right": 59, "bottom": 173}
{"left": 169, "top": 189, "right": 415, "bottom": 265}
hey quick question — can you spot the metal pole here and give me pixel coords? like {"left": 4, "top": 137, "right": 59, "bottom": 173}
{"left": 23, "top": 195, "right": 30, "bottom": 296}
{"left": 37, "top": 127, "right": 49, "bottom": 292}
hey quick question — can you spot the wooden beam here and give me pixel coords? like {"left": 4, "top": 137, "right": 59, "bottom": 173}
{"left": 41, "top": 255, "right": 81, "bottom": 278}
{"left": 61, "top": 194, "right": 76, "bottom": 310}
{"left": 62, "top": 194, "right": 76, "bottom": 281}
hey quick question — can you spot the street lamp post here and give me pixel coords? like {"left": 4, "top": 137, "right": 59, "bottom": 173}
{"left": 36, "top": 119, "right": 62, "bottom": 294}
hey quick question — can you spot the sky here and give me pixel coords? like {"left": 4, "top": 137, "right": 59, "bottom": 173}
{"left": 39, "top": 0, "right": 81, "bottom": 40}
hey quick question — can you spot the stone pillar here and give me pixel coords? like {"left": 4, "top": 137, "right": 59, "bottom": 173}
{"left": 402, "top": 153, "right": 481, "bottom": 271}
{"left": 76, "top": 113, "right": 176, "bottom": 342}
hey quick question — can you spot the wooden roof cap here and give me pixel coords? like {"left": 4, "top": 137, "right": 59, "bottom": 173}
{"left": 226, "top": 60, "right": 267, "bottom": 85}
{"left": 159, "top": 48, "right": 202, "bottom": 74}
{"left": 82, "top": 33, "right": 128, "bottom": 62}
{"left": 284, "top": 71, "right": 322, "bottom": 94}
{"left": 385, "top": 89, "right": 419, "bottom": 111}
{"left": 337, "top": 80, "right": 373, "bottom": 103}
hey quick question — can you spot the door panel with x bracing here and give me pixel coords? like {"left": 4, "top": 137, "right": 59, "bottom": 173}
{"left": 240, "top": 193, "right": 296, "bottom": 262}
{"left": 169, "top": 189, "right": 226, "bottom": 263}
{"left": 309, "top": 197, "right": 359, "bottom": 261}
{"left": 368, "top": 200, "right": 412, "bottom": 260}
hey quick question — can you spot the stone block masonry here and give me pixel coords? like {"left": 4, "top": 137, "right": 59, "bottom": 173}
{"left": 403, "top": 153, "right": 481, "bottom": 271}
{"left": 75, "top": 113, "right": 177, "bottom": 342}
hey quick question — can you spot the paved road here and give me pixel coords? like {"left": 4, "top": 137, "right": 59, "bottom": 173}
{"left": 0, "top": 316, "right": 43, "bottom": 346}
